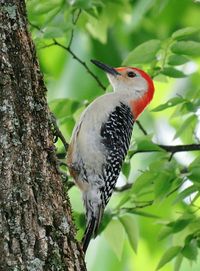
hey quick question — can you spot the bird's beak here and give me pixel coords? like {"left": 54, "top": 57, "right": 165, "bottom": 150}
{"left": 91, "top": 59, "right": 121, "bottom": 76}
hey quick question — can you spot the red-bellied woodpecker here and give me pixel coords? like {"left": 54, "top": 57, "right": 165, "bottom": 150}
{"left": 67, "top": 60, "right": 155, "bottom": 253}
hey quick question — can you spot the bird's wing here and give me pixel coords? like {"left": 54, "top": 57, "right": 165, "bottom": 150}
{"left": 100, "top": 102, "right": 134, "bottom": 206}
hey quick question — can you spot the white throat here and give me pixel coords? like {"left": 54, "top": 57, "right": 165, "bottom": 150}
{"left": 107, "top": 74, "right": 148, "bottom": 100}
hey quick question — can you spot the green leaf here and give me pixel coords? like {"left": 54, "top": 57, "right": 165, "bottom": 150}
{"left": 191, "top": 191, "right": 200, "bottom": 203}
{"left": 154, "top": 172, "right": 173, "bottom": 200}
{"left": 174, "top": 115, "right": 196, "bottom": 139}
{"left": 131, "top": 171, "right": 156, "bottom": 194}
{"left": 167, "top": 55, "right": 189, "bottom": 66}
{"left": 98, "top": 212, "right": 113, "bottom": 234}
{"left": 43, "top": 27, "right": 67, "bottom": 38}
{"left": 189, "top": 156, "right": 200, "bottom": 168}
{"left": 189, "top": 167, "right": 200, "bottom": 182}
{"left": 158, "top": 227, "right": 173, "bottom": 241}
{"left": 152, "top": 97, "right": 185, "bottom": 112}
{"left": 188, "top": 156, "right": 200, "bottom": 182}
{"left": 85, "top": 1, "right": 130, "bottom": 43}
{"left": 162, "top": 67, "right": 186, "bottom": 78}
{"left": 172, "top": 27, "right": 199, "bottom": 40}
{"left": 131, "top": 0, "right": 155, "bottom": 28}
{"left": 183, "top": 101, "right": 197, "bottom": 112}
{"left": 182, "top": 241, "right": 198, "bottom": 261}
{"left": 119, "top": 214, "right": 139, "bottom": 253}
{"left": 174, "top": 254, "right": 183, "bottom": 271}
{"left": 171, "top": 41, "right": 200, "bottom": 56}
{"left": 126, "top": 209, "right": 160, "bottom": 219}
{"left": 72, "top": 0, "right": 103, "bottom": 11}
{"left": 173, "top": 185, "right": 198, "bottom": 204}
{"left": 123, "top": 40, "right": 161, "bottom": 65}
{"left": 49, "top": 99, "right": 81, "bottom": 119}
{"left": 184, "top": 234, "right": 193, "bottom": 245}
{"left": 28, "top": 0, "right": 63, "bottom": 15}
{"left": 168, "top": 218, "right": 190, "bottom": 233}
{"left": 172, "top": 219, "right": 190, "bottom": 233}
{"left": 73, "top": 212, "right": 86, "bottom": 240}
{"left": 73, "top": 212, "right": 85, "bottom": 229}
{"left": 134, "top": 135, "right": 163, "bottom": 152}
{"left": 27, "top": 0, "right": 68, "bottom": 29}
{"left": 59, "top": 117, "right": 75, "bottom": 138}
{"left": 104, "top": 218, "right": 125, "bottom": 260}
{"left": 116, "top": 191, "right": 132, "bottom": 208}
{"left": 197, "top": 239, "right": 200, "bottom": 248}
{"left": 86, "top": 13, "right": 109, "bottom": 43}
{"left": 122, "top": 161, "right": 131, "bottom": 178}
{"left": 156, "top": 246, "right": 182, "bottom": 270}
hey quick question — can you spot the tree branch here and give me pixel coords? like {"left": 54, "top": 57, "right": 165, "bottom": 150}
{"left": 39, "top": 9, "right": 106, "bottom": 91}
{"left": 118, "top": 200, "right": 154, "bottom": 213}
{"left": 114, "top": 183, "right": 133, "bottom": 192}
{"left": 130, "top": 143, "right": 200, "bottom": 158}
{"left": 136, "top": 120, "right": 148, "bottom": 135}
{"left": 159, "top": 143, "right": 200, "bottom": 153}
{"left": 68, "top": 9, "right": 81, "bottom": 48}
{"left": 50, "top": 112, "right": 69, "bottom": 153}
{"left": 53, "top": 39, "right": 106, "bottom": 90}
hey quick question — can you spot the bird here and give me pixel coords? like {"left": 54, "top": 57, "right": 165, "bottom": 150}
{"left": 67, "top": 59, "right": 155, "bottom": 253}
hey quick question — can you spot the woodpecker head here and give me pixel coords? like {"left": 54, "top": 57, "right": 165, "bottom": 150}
{"left": 91, "top": 59, "right": 155, "bottom": 118}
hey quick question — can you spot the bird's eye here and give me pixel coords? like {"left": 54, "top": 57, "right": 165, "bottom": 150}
{"left": 127, "top": 71, "right": 137, "bottom": 78}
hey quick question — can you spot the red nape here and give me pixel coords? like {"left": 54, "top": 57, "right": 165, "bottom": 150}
{"left": 130, "top": 68, "right": 155, "bottom": 119}
{"left": 130, "top": 93, "right": 151, "bottom": 119}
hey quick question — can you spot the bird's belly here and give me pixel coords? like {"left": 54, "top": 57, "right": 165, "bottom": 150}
{"left": 79, "top": 134, "right": 105, "bottom": 172}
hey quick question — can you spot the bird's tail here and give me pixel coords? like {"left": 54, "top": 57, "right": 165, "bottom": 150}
{"left": 82, "top": 202, "right": 104, "bottom": 253}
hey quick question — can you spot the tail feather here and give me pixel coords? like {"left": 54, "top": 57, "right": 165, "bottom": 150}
{"left": 82, "top": 216, "right": 96, "bottom": 253}
{"left": 94, "top": 205, "right": 103, "bottom": 237}
{"left": 82, "top": 205, "right": 104, "bottom": 253}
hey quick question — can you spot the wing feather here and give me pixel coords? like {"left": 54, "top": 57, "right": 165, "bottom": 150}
{"left": 100, "top": 102, "right": 134, "bottom": 206}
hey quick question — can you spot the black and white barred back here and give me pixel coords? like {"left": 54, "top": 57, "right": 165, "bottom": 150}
{"left": 100, "top": 102, "right": 134, "bottom": 206}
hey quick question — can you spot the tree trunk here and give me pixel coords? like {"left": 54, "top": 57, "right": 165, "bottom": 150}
{"left": 0, "top": 1, "right": 86, "bottom": 270}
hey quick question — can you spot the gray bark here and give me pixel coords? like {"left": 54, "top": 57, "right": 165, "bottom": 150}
{"left": 0, "top": 1, "right": 86, "bottom": 270}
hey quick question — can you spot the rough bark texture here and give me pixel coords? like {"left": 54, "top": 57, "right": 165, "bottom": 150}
{"left": 0, "top": 1, "right": 86, "bottom": 270}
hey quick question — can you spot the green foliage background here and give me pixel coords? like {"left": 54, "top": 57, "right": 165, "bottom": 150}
{"left": 27, "top": 0, "right": 200, "bottom": 270}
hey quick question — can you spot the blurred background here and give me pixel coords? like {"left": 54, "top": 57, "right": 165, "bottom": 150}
{"left": 27, "top": 0, "right": 200, "bottom": 270}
